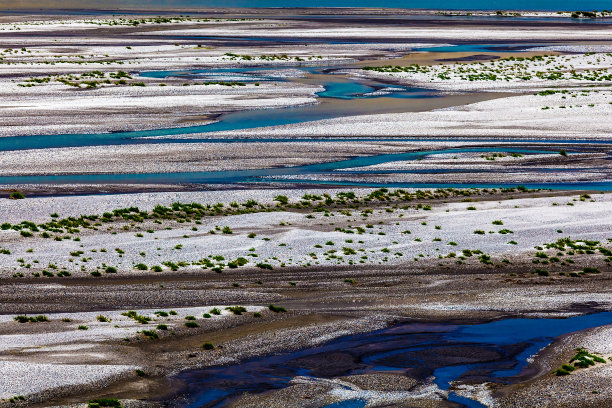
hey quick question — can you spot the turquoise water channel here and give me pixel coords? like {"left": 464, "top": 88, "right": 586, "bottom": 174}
{"left": 2, "top": 147, "right": 609, "bottom": 190}
{"left": 4, "top": 62, "right": 610, "bottom": 191}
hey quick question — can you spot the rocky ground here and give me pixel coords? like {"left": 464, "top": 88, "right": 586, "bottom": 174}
{"left": 1, "top": 8, "right": 612, "bottom": 408}
{"left": 0, "top": 188, "right": 610, "bottom": 407}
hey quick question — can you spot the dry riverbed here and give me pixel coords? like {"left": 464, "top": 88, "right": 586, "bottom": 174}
{"left": 1, "top": 9, "right": 612, "bottom": 408}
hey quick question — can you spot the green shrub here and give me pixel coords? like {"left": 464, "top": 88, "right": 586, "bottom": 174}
{"left": 274, "top": 195, "right": 289, "bottom": 204}
{"left": 121, "top": 311, "right": 150, "bottom": 324}
{"left": 88, "top": 399, "right": 122, "bottom": 408}
{"left": 225, "top": 306, "right": 247, "bottom": 315}
{"left": 202, "top": 342, "right": 215, "bottom": 350}
{"left": 256, "top": 263, "right": 273, "bottom": 270}
{"left": 561, "top": 364, "right": 575, "bottom": 372}
{"left": 142, "top": 330, "right": 158, "bottom": 339}
{"left": 268, "top": 304, "right": 287, "bottom": 313}
{"left": 184, "top": 321, "right": 199, "bottom": 328}
{"left": 9, "top": 191, "right": 25, "bottom": 200}
{"left": 14, "top": 314, "right": 48, "bottom": 323}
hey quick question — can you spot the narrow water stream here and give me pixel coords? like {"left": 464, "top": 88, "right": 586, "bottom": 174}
{"left": 0, "top": 66, "right": 442, "bottom": 152}
{"left": 2, "top": 147, "right": 608, "bottom": 190}
{"left": 3, "top": 51, "right": 610, "bottom": 191}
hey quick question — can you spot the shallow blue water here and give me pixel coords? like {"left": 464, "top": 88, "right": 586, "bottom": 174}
{"left": 265, "top": 179, "right": 612, "bottom": 191}
{"left": 415, "top": 43, "right": 543, "bottom": 53}
{"left": 0, "top": 147, "right": 593, "bottom": 189}
{"left": 1, "top": 147, "right": 608, "bottom": 191}
{"left": 177, "top": 311, "right": 612, "bottom": 408}
{"left": 26, "top": 0, "right": 612, "bottom": 12}
{"left": 322, "top": 400, "right": 367, "bottom": 408}
{"left": 5, "top": 64, "right": 610, "bottom": 192}
{"left": 140, "top": 67, "right": 290, "bottom": 82}
{"left": 0, "top": 66, "right": 441, "bottom": 151}
{"left": 6, "top": 57, "right": 610, "bottom": 154}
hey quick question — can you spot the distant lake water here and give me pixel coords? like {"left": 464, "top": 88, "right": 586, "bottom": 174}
{"left": 2, "top": 0, "right": 611, "bottom": 11}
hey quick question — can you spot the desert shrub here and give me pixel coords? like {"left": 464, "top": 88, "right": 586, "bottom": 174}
{"left": 88, "top": 399, "right": 122, "bottom": 408}
{"left": 121, "top": 311, "right": 150, "bottom": 324}
{"left": 274, "top": 195, "right": 288, "bottom": 204}
{"left": 226, "top": 306, "right": 247, "bottom": 315}
{"left": 268, "top": 304, "right": 287, "bottom": 313}
{"left": 256, "top": 263, "right": 273, "bottom": 270}
{"left": 14, "top": 315, "right": 48, "bottom": 323}
{"left": 142, "top": 330, "right": 158, "bottom": 339}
